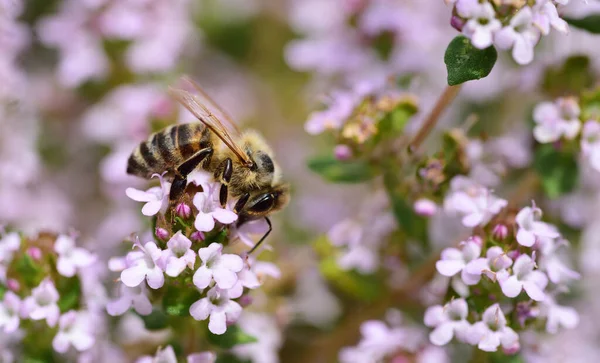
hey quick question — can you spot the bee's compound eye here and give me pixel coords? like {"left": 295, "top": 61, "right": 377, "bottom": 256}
{"left": 249, "top": 193, "right": 275, "bottom": 213}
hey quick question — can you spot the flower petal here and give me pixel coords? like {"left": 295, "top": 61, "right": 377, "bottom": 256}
{"left": 195, "top": 212, "right": 216, "bottom": 232}
{"left": 106, "top": 296, "right": 132, "bottom": 316}
{"left": 213, "top": 268, "right": 238, "bottom": 290}
{"left": 193, "top": 266, "right": 213, "bottom": 289}
{"left": 500, "top": 276, "right": 522, "bottom": 298}
{"left": 208, "top": 311, "right": 227, "bottom": 335}
{"left": 523, "top": 281, "right": 545, "bottom": 301}
{"left": 430, "top": 323, "right": 454, "bottom": 346}
{"left": 189, "top": 298, "right": 211, "bottom": 321}
{"left": 211, "top": 208, "right": 238, "bottom": 224}
{"left": 121, "top": 265, "right": 146, "bottom": 287}
{"left": 436, "top": 260, "right": 464, "bottom": 277}
{"left": 132, "top": 295, "right": 153, "bottom": 316}
{"left": 145, "top": 267, "right": 165, "bottom": 289}
{"left": 141, "top": 200, "right": 162, "bottom": 216}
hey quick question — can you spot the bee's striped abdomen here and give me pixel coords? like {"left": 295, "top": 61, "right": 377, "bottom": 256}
{"left": 127, "top": 123, "right": 210, "bottom": 179}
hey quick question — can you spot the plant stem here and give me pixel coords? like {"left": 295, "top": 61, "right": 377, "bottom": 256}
{"left": 409, "top": 84, "right": 462, "bottom": 151}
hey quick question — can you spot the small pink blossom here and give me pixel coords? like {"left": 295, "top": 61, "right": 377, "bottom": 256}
{"left": 163, "top": 231, "right": 196, "bottom": 277}
{"left": 22, "top": 278, "right": 60, "bottom": 327}
{"left": 457, "top": 0, "right": 502, "bottom": 49}
{"left": 467, "top": 304, "right": 519, "bottom": 352}
{"left": 494, "top": 7, "right": 540, "bottom": 65}
{"left": 515, "top": 203, "right": 559, "bottom": 247}
{"left": 414, "top": 199, "right": 438, "bottom": 217}
{"left": 436, "top": 240, "right": 482, "bottom": 285}
{"left": 534, "top": 296, "right": 579, "bottom": 334}
{"left": 126, "top": 173, "right": 171, "bottom": 216}
{"left": 189, "top": 287, "right": 242, "bottom": 335}
{"left": 0, "top": 232, "right": 20, "bottom": 264}
{"left": 52, "top": 310, "right": 95, "bottom": 353}
{"left": 54, "top": 234, "right": 96, "bottom": 277}
{"left": 497, "top": 254, "right": 547, "bottom": 301}
{"left": 532, "top": 0, "right": 569, "bottom": 35}
{"left": 120, "top": 240, "right": 165, "bottom": 289}
{"left": 464, "top": 246, "right": 513, "bottom": 282}
{"left": 444, "top": 176, "right": 507, "bottom": 227}
{"left": 0, "top": 292, "right": 21, "bottom": 333}
{"left": 581, "top": 120, "right": 600, "bottom": 172}
{"left": 135, "top": 345, "right": 177, "bottom": 363}
{"left": 424, "top": 299, "right": 470, "bottom": 346}
{"left": 537, "top": 238, "right": 581, "bottom": 285}
{"left": 106, "top": 284, "right": 152, "bottom": 316}
{"left": 193, "top": 183, "right": 238, "bottom": 232}
{"left": 532, "top": 98, "right": 581, "bottom": 143}
{"left": 193, "top": 243, "right": 243, "bottom": 290}
{"left": 334, "top": 144, "right": 353, "bottom": 161}
{"left": 176, "top": 203, "right": 192, "bottom": 219}
{"left": 187, "top": 352, "right": 217, "bottom": 363}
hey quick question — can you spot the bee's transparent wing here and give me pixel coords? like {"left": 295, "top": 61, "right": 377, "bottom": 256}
{"left": 168, "top": 86, "right": 252, "bottom": 166}
{"left": 180, "top": 76, "right": 243, "bottom": 137}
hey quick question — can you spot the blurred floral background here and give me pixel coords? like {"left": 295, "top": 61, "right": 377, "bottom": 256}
{"left": 1, "top": 0, "right": 600, "bottom": 362}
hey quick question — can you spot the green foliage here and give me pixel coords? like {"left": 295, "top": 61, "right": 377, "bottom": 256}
{"left": 13, "top": 254, "right": 43, "bottom": 288}
{"left": 163, "top": 284, "right": 201, "bottom": 316}
{"left": 542, "top": 55, "right": 594, "bottom": 97}
{"left": 140, "top": 308, "right": 169, "bottom": 331}
{"left": 206, "top": 324, "right": 258, "bottom": 349}
{"left": 56, "top": 277, "right": 81, "bottom": 313}
{"left": 534, "top": 144, "right": 579, "bottom": 199}
{"left": 308, "top": 155, "right": 378, "bottom": 183}
{"left": 372, "top": 31, "right": 395, "bottom": 61}
{"left": 376, "top": 100, "right": 418, "bottom": 140}
{"left": 564, "top": 14, "right": 600, "bottom": 34}
{"left": 319, "top": 257, "right": 384, "bottom": 302}
{"left": 581, "top": 86, "right": 600, "bottom": 121}
{"left": 444, "top": 36, "right": 497, "bottom": 86}
{"left": 216, "top": 353, "right": 251, "bottom": 363}
{"left": 490, "top": 351, "right": 525, "bottom": 363}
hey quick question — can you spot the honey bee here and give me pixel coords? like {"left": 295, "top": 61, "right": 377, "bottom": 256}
{"left": 127, "top": 77, "right": 289, "bottom": 252}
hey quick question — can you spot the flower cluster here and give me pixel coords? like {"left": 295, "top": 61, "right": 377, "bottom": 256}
{"left": 427, "top": 200, "right": 579, "bottom": 353}
{"left": 446, "top": 0, "right": 570, "bottom": 65}
{"left": 111, "top": 171, "right": 280, "bottom": 338}
{"left": 0, "top": 231, "right": 99, "bottom": 359}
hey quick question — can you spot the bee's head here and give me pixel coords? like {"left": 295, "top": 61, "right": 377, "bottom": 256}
{"left": 240, "top": 131, "right": 281, "bottom": 187}
{"left": 237, "top": 183, "right": 290, "bottom": 223}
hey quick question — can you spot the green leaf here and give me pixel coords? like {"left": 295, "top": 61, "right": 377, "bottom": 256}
{"left": 319, "top": 257, "right": 383, "bottom": 302}
{"left": 207, "top": 324, "right": 257, "bottom": 349}
{"left": 308, "top": 155, "right": 378, "bottom": 183}
{"left": 444, "top": 36, "right": 497, "bottom": 86}
{"left": 376, "top": 100, "right": 418, "bottom": 139}
{"left": 163, "top": 285, "right": 201, "bottom": 317}
{"left": 57, "top": 277, "right": 81, "bottom": 312}
{"left": 140, "top": 308, "right": 169, "bottom": 331}
{"left": 216, "top": 353, "right": 250, "bottom": 363}
{"left": 564, "top": 15, "right": 600, "bottom": 34}
{"left": 542, "top": 55, "right": 594, "bottom": 97}
{"left": 533, "top": 144, "right": 578, "bottom": 199}
{"left": 581, "top": 86, "right": 600, "bottom": 121}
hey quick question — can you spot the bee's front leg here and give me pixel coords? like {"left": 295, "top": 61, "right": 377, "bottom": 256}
{"left": 169, "top": 147, "right": 213, "bottom": 202}
{"left": 216, "top": 158, "right": 233, "bottom": 207}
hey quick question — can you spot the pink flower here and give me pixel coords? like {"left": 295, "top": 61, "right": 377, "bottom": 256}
{"left": 304, "top": 90, "right": 361, "bottom": 134}
{"left": 494, "top": 7, "right": 540, "bottom": 65}
{"left": 468, "top": 304, "right": 519, "bottom": 352}
{"left": 581, "top": 120, "right": 600, "bottom": 172}
{"left": 497, "top": 254, "right": 547, "bottom": 301}
{"left": 135, "top": 345, "right": 177, "bottom": 363}
{"left": 189, "top": 287, "right": 242, "bottom": 335}
{"left": 457, "top": 0, "right": 502, "bottom": 49}
{"left": 424, "top": 299, "right": 470, "bottom": 346}
{"left": 193, "top": 183, "right": 238, "bottom": 232}
{"left": 126, "top": 173, "right": 171, "bottom": 216}
{"left": 106, "top": 284, "right": 152, "bottom": 317}
{"left": 436, "top": 240, "right": 482, "bottom": 285}
{"left": 537, "top": 238, "right": 580, "bottom": 285}
{"left": 162, "top": 231, "right": 196, "bottom": 277}
{"left": 0, "top": 232, "right": 20, "bottom": 264}
{"left": 532, "top": 0, "right": 569, "bottom": 35}
{"left": 414, "top": 199, "right": 438, "bottom": 217}
{"left": 54, "top": 234, "right": 96, "bottom": 277}
{"left": 515, "top": 204, "right": 559, "bottom": 247}
{"left": 535, "top": 296, "right": 579, "bottom": 334}
{"left": 532, "top": 98, "right": 581, "bottom": 143}
{"left": 0, "top": 292, "right": 21, "bottom": 333}
{"left": 464, "top": 246, "right": 512, "bottom": 282}
{"left": 444, "top": 176, "right": 507, "bottom": 227}
{"left": 52, "top": 310, "right": 95, "bottom": 353}
{"left": 187, "top": 352, "right": 217, "bottom": 363}
{"left": 193, "top": 243, "right": 243, "bottom": 290}
{"left": 231, "top": 313, "right": 282, "bottom": 363}
{"left": 22, "top": 278, "right": 60, "bottom": 327}
{"left": 120, "top": 240, "right": 165, "bottom": 289}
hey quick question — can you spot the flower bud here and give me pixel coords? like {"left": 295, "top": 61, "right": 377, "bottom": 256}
{"left": 7, "top": 279, "right": 19, "bottom": 292}
{"left": 414, "top": 198, "right": 437, "bottom": 217}
{"left": 155, "top": 227, "right": 169, "bottom": 240}
{"left": 238, "top": 295, "right": 253, "bottom": 307}
{"left": 503, "top": 341, "right": 521, "bottom": 355}
{"left": 469, "top": 235, "right": 483, "bottom": 248}
{"left": 27, "top": 247, "right": 42, "bottom": 261}
{"left": 450, "top": 15, "right": 465, "bottom": 32}
{"left": 492, "top": 224, "right": 508, "bottom": 240}
{"left": 334, "top": 144, "right": 353, "bottom": 161}
{"left": 507, "top": 249, "right": 520, "bottom": 260}
{"left": 176, "top": 203, "right": 192, "bottom": 219}
{"left": 191, "top": 231, "right": 205, "bottom": 242}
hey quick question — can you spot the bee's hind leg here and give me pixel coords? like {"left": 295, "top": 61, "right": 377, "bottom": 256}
{"left": 216, "top": 158, "right": 233, "bottom": 207}
{"left": 169, "top": 147, "right": 213, "bottom": 203}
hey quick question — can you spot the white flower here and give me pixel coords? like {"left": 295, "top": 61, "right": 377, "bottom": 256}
{"left": 435, "top": 240, "right": 482, "bottom": 285}
{"left": 162, "top": 231, "right": 196, "bottom": 277}
{"left": 135, "top": 345, "right": 177, "bottom": 363}
{"left": 468, "top": 304, "right": 519, "bottom": 352}
{"left": 515, "top": 204, "right": 560, "bottom": 247}
{"left": 532, "top": 98, "right": 581, "bottom": 143}
{"left": 537, "top": 238, "right": 581, "bottom": 285}
{"left": 126, "top": 173, "right": 171, "bottom": 216}
{"left": 54, "top": 234, "right": 96, "bottom": 277}
{"left": 231, "top": 313, "right": 282, "bottom": 363}
{"left": 497, "top": 254, "right": 548, "bottom": 301}
{"left": 106, "top": 284, "right": 152, "bottom": 316}
{"left": 52, "top": 310, "right": 95, "bottom": 353}
{"left": 532, "top": 0, "right": 569, "bottom": 35}
{"left": 193, "top": 183, "right": 238, "bottom": 232}
{"left": 457, "top": 0, "right": 502, "bottom": 49}
{"left": 494, "top": 6, "right": 540, "bottom": 65}
{"left": 581, "top": 120, "right": 600, "bottom": 172}
{"left": 424, "top": 299, "right": 470, "bottom": 346}
{"left": 187, "top": 351, "right": 217, "bottom": 363}
{"left": 0, "top": 292, "right": 21, "bottom": 333}
{"left": 0, "top": 232, "right": 20, "bottom": 264}
{"left": 189, "top": 287, "right": 242, "bottom": 335}
{"left": 120, "top": 240, "right": 165, "bottom": 289}
{"left": 534, "top": 296, "right": 579, "bottom": 334}
{"left": 22, "top": 278, "right": 60, "bottom": 327}
{"left": 193, "top": 243, "right": 243, "bottom": 290}
{"left": 444, "top": 176, "right": 507, "bottom": 227}
{"left": 464, "top": 246, "right": 513, "bottom": 282}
